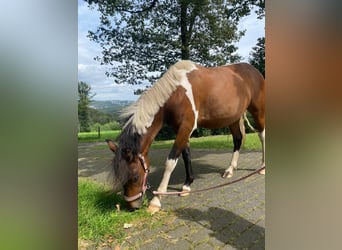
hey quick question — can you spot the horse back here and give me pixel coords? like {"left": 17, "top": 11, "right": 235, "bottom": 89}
{"left": 187, "top": 63, "right": 264, "bottom": 128}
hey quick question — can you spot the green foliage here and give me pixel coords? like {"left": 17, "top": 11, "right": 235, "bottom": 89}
{"left": 249, "top": 36, "right": 265, "bottom": 77}
{"left": 192, "top": 127, "right": 212, "bottom": 137}
{"left": 89, "top": 108, "right": 115, "bottom": 125}
{"left": 85, "top": 0, "right": 265, "bottom": 85}
{"left": 78, "top": 81, "right": 95, "bottom": 132}
{"left": 90, "top": 121, "right": 121, "bottom": 132}
{"left": 155, "top": 125, "right": 176, "bottom": 140}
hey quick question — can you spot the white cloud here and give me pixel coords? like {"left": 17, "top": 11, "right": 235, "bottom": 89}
{"left": 235, "top": 10, "right": 265, "bottom": 61}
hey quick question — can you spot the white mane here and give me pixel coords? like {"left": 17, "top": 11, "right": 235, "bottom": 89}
{"left": 120, "top": 60, "right": 197, "bottom": 135}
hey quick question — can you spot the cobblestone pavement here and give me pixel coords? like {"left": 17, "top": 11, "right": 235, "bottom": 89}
{"left": 78, "top": 143, "right": 265, "bottom": 249}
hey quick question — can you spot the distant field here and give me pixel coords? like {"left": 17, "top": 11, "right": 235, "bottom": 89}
{"left": 78, "top": 130, "right": 121, "bottom": 142}
{"left": 78, "top": 130, "right": 261, "bottom": 150}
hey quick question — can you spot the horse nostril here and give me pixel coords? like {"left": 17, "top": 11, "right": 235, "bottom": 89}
{"left": 128, "top": 207, "right": 139, "bottom": 212}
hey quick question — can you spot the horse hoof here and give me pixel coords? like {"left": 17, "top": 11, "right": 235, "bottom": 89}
{"left": 222, "top": 172, "right": 233, "bottom": 178}
{"left": 179, "top": 185, "right": 191, "bottom": 197}
{"left": 147, "top": 205, "right": 161, "bottom": 214}
{"left": 259, "top": 168, "right": 265, "bottom": 175}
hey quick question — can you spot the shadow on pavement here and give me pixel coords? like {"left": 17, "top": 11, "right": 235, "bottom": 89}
{"left": 174, "top": 206, "right": 265, "bottom": 249}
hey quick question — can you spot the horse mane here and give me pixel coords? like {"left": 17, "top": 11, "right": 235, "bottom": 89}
{"left": 119, "top": 60, "right": 197, "bottom": 135}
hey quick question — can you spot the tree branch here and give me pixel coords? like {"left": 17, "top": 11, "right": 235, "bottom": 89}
{"left": 116, "top": 0, "right": 158, "bottom": 14}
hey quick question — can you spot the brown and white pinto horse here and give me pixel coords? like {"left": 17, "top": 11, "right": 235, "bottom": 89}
{"left": 107, "top": 60, "right": 265, "bottom": 212}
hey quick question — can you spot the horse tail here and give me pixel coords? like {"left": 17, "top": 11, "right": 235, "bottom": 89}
{"left": 239, "top": 115, "right": 246, "bottom": 146}
{"left": 243, "top": 112, "right": 257, "bottom": 133}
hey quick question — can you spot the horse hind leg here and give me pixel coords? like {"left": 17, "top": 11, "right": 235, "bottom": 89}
{"left": 179, "top": 142, "right": 193, "bottom": 197}
{"left": 222, "top": 118, "right": 245, "bottom": 178}
{"left": 248, "top": 106, "right": 265, "bottom": 175}
{"left": 258, "top": 127, "right": 265, "bottom": 174}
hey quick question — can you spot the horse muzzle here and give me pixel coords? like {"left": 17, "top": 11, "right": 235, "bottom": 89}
{"left": 127, "top": 197, "right": 143, "bottom": 211}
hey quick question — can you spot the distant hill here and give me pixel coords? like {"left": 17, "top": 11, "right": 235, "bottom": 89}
{"left": 88, "top": 108, "right": 114, "bottom": 124}
{"left": 90, "top": 100, "right": 133, "bottom": 120}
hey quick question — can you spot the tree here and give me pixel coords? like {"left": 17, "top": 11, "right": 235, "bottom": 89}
{"left": 85, "top": 0, "right": 265, "bottom": 85}
{"left": 249, "top": 36, "right": 265, "bottom": 77}
{"left": 78, "top": 81, "right": 95, "bottom": 132}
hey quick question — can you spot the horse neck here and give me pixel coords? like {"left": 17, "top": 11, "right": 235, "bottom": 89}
{"left": 139, "top": 109, "right": 164, "bottom": 156}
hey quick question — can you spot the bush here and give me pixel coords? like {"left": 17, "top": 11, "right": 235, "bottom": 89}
{"left": 191, "top": 128, "right": 211, "bottom": 137}
{"left": 155, "top": 125, "right": 176, "bottom": 140}
{"left": 90, "top": 121, "right": 121, "bottom": 132}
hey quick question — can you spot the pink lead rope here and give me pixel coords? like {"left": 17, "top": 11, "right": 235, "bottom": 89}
{"left": 152, "top": 166, "right": 265, "bottom": 196}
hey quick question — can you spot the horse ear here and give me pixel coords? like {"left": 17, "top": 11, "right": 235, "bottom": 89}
{"left": 106, "top": 139, "right": 118, "bottom": 153}
{"left": 121, "top": 148, "right": 134, "bottom": 162}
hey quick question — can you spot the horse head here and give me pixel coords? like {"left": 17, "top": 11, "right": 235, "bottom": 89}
{"left": 106, "top": 139, "right": 148, "bottom": 211}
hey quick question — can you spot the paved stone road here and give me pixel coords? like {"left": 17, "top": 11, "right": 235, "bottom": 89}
{"left": 78, "top": 143, "right": 265, "bottom": 249}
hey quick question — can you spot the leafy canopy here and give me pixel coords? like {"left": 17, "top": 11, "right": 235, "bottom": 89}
{"left": 249, "top": 36, "right": 265, "bottom": 77}
{"left": 85, "top": 0, "right": 265, "bottom": 85}
{"left": 78, "top": 81, "right": 95, "bottom": 132}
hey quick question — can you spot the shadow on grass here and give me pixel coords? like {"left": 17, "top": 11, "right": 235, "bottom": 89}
{"left": 94, "top": 190, "right": 127, "bottom": 212}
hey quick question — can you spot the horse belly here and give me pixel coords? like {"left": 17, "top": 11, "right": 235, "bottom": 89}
{"left": 197, "top": 104, "right": 244, "bottom": 129}
{"left": 197, "top": 111, "right": 241, "bottom": 129}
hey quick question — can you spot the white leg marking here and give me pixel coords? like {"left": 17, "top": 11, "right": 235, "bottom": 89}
{"left": 258, "top": 128, "right": 265, "bottom": 174}
{"left": 179, "top": 184, "right": 191, "bottom": 197}
{"left": 149, "top": 158, "right": 178, "bottom": 208}
{"left": 230, "top": 150, "right": 240, "bottom": 169}
{"left": 223, "top": 151, "right": 240, "bottom": 178}
{"left": 258, "top": 128, "right": 265, "bottom": 164}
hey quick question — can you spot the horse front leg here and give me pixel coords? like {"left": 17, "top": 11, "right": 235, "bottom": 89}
{"left": 148, "top": 127, "right": 192, "bottom": 214}
{"left": 223, "top": 119, "right": 244, "bottom": 178}
{"left": 180, "top": 142, "right": 194, "bottom": 197}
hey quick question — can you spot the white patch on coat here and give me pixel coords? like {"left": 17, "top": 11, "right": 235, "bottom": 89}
{"left": 178, "top": 65, "right": 199, "bottom": 132}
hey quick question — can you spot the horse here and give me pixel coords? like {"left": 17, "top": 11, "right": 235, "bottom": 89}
{"left": 106, "top": 60, "right": 265, "bottom": 212}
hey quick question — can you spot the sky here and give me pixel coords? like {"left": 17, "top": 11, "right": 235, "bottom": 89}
{"left": 78, "top": 1, "right": 265, "bottom": 101}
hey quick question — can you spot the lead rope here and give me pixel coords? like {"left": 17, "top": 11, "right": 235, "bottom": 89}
{"left": 153, "top": 166, "right": 265, "bottom": 196}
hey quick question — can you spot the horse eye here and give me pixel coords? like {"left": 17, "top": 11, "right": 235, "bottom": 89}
{"left": 132, "top": 174, "right": 139, "bottom": 182}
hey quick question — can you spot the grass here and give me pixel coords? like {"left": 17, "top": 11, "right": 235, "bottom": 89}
{"left": 79, "top": 130, "right": 261, "bottom": 150}
{"left": 151, "top": 133, "right": 261, "bottom": 150}
{"left": 78, "top": 130, "right": 121, "bottom": 143}
{"left": 78, "top": 180, "right": 170, "bottom": 246}
{"left": 78, "top": 180, "right": 143, "bottom": 242}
